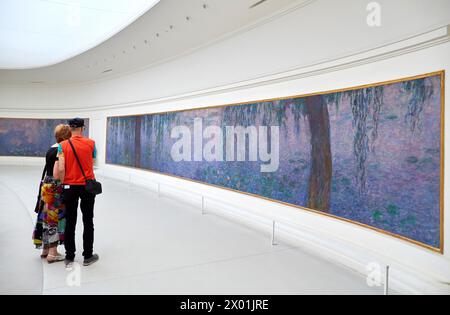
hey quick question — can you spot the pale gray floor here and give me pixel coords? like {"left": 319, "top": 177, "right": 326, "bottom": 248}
{"left": 0, "top": 165, "right": 384, "bottom": 295}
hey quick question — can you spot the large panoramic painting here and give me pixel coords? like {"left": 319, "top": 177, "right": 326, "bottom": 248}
{"left": 106, "top": 72, "right": 444, "bottom": 251}
{"left": 0, "top": 118, "right": 89, "bottom": 157}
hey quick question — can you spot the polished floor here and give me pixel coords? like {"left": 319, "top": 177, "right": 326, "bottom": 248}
{"left": 0, "top": 165, "right": 384, "bottom": 295}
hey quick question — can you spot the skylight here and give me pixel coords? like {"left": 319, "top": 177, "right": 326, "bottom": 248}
{"left": 0, "top": 0, "right": 160, "bottom": 69}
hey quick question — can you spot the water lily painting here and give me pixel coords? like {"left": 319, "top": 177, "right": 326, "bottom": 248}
{"left": 0, "top": 118, "right": 90, "bottom": 157}
{"left": 106, "top": 72, "right": 444, "bottom": 251}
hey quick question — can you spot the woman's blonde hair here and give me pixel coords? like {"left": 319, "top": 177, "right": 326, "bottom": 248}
{"left": 55, "top": 124, "right": 72, "bottom": 143}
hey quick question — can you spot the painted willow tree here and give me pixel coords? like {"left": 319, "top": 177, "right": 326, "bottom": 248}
{"left": 303, "top": 95, "right": 333, "bottom": 212}
{"left": 344, "top": 86, "right": 384, "bottom": 196}
{"left": 140, "top": 112, "right": 180, "bottom": 169}
{"left": 325, "top": 77, "right": 434, "bottom": 200}
{"left": 219, "top": 77, "right": 435, "bottom": 213}
{"left": 223, "top": 98, "right": 333, "bottom": 212}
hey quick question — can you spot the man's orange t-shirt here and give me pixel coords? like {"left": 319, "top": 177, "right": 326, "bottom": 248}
{"left": 58, "top": 135, "right": 96, "bottom": 185}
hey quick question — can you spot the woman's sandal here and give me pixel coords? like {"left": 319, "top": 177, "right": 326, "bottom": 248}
{"left": 47, "top": 254, "right": 65, "bottom": 264}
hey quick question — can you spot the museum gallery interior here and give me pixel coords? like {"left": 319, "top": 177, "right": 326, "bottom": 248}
{"left": 0, "top": 0, "right": 449, "bottom": 296}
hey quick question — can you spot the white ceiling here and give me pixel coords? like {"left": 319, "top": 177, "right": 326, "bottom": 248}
{"left": 0, "top": 0, "right": 300, "bottom": 85}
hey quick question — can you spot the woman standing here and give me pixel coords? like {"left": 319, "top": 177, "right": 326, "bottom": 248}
{"left": 33, "top": 124, "right": 72, "bottom": 263}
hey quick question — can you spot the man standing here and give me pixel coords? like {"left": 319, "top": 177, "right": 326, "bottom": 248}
{"left": 58, "top": 118, "right": 99, "bottom": 267}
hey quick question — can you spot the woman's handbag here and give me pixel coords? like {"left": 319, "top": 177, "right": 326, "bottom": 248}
{"left": 68, "top": 140, "right": 103, "bottom": 196}
{"left": 34, "top": 165, "right": 47, "bottom": 213}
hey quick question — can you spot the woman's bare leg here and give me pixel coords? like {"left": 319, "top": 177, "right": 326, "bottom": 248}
{"left": 47, "top": 244, "right": 64, "bottom": 263}
{"left": 41, "top": 246, "right": 49, "bottom": 257}
{"left": 48, "top": 244, "right": 59, "bottom": 256}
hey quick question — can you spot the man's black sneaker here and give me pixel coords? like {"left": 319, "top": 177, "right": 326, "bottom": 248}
{"left": 83, "top": 254, "right": 99, "bottom": 266}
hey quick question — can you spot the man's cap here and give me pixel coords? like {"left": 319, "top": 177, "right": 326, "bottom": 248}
{"left": 68, "top": 118, "right": 85, "bottom": 128}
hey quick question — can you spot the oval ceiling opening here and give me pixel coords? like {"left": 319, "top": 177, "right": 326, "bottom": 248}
{"left": 0, "top": 0, "right": 160, "bottom": 69}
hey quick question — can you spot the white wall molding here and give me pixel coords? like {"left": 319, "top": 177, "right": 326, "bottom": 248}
{"left": 94, "top": 25, "right": 449, "bottom": 113}
{"left": 1, "top": 25, "right": 448, "bottom": 114}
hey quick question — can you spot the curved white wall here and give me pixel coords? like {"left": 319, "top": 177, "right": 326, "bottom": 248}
{"left": 1, "top": 0, "right": 450, "bottom": 294}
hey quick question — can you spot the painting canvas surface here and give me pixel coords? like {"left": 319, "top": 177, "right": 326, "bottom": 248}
{"left": 0, "top": 118, "right": 90, "bottom": 157}
{"left": 106, "top": 73, "right": 443, "bottom": 250}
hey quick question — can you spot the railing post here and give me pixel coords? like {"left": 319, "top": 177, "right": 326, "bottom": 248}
{"left": 384, "top": 265, "right": 390, "bottom": 296}
{"left": 271, "top": 221, "right": 276, "bottom": 246}
{"left": 201, "top": 196, "right": 205, "bottom": 215}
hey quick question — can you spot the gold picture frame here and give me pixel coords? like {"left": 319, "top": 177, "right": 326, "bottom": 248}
{"left": 105, "top": 70, "right": 445, "bottom": 254}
